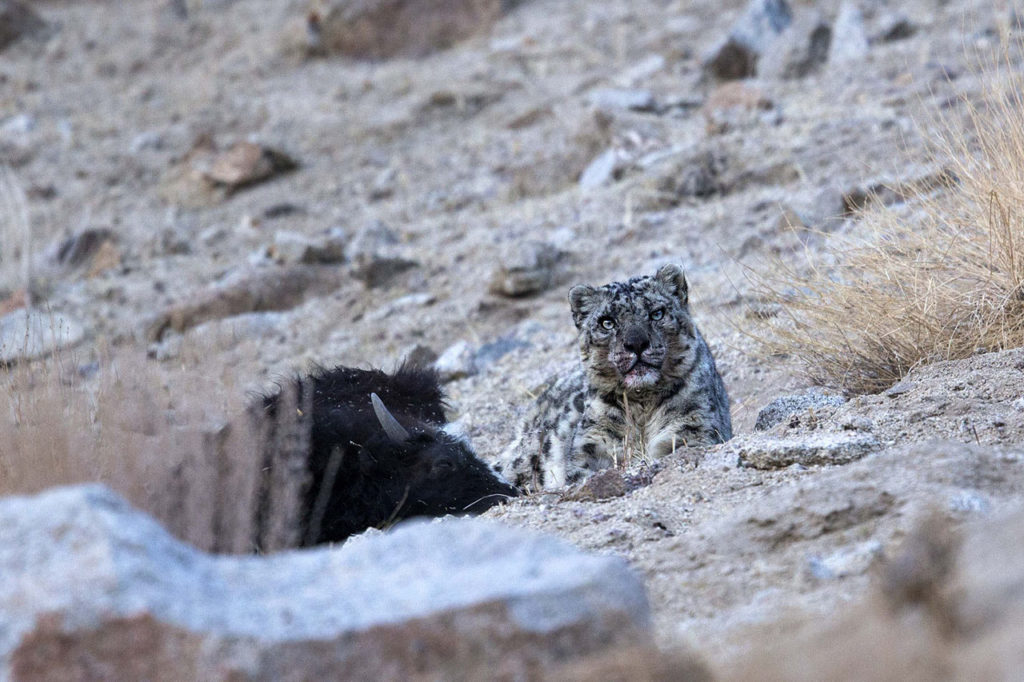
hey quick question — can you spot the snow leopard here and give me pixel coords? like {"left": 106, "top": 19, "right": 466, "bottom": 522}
{"left": 497, "top": 263, "right": 732, "bottom": 491}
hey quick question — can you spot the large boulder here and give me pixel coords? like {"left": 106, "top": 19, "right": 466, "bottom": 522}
{"left": 0, "top": 485, "right": 652, "bottom": 680}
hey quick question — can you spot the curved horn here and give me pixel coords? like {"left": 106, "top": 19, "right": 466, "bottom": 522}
{"left": 371, "top": 392, "right": 410, "bottom": 443}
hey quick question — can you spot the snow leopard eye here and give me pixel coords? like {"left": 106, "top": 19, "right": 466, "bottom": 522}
{"left": 650, "top": 308, "right": 665, "bottom": 321}
{"left": 599, "top": 317, "right": 616, "bottom": 330}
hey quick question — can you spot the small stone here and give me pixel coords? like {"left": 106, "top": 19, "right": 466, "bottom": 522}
{"left": 636, "top": 149, "right": 725, "bottom": 210}
{"left": 1012, "top": 397, "right": 1024, "bottom": 411}
{"left": 368, "top": 166, "right": 397, "bottom": 201}
{"left": 269, "top": 230, "right": 346, "bottom": 265}
{"left": 884, "top": 380, "right": 914, "bottom": 397}
{"left": 755, "top": 390, "right": 846, "bottom": 431}
{"left": 0, "top": 308, "right": 85, "bottom": 364}
{"left": 702, "top": 82, "right": 774, "bottom": 135}
{"left": 345, "top": 220, "right": 399, "bottom": 262}
{"left": 734, "top": 432, "right": 879, "bottom": 469}
{"left": 587, "top": 88, "right": 657, "bottom": 112}
{"left": 579, "top": 148, "right": 620, "bottom": 190}
{"left": 615, "top": 54, "right": 667, "bottom": 86}
{"left": 758, "top": 10, "right": 831, "bottom": 79}
{"left": 350, "top": 256, "right": 418, "bottom": 288}
{"left": 475, "top": 335, "right": 529, "bottom": 369}
{"left": 86, "top": 240, "right": 123, "bottom": 278}
{"left": 830, "top": 2, "right": 870, "bottom": 65}
{"left": 129, "top": 130, "right": 165, "bottom": 154}
{"left": 949, "top": 490, "right": 990, "bottom": 514}
{"left": 365, "top": 292, "right": 436, "bottom": 321}
{"left": 0, "top": 289, "right": 27, "bottom": 316}
{"left": 52, "top": 228, "right": 116, "bottom": 269}
{"left": 874, "top": 13, "right": 916, "bottom": 43}
{"left": 0, "top": 0, "right": 47, "bottom": 52}
{"left": 202, "top": 141, "right": 297, "bottom": 191}
{"left": 263, "top": 203, "right": 304, "bottom": 219}
{"left": 563, "top": 469, "right": 629, "bottom": 502}
{"left": 0, "top": 113, "right": 35, "bottom": 138}
{"left": 435, "top": 340, "right": 477, "bottom": 381}
{"left": 702, "top": 0, "right": 793, "bottom": 80}
{"left": 489, "top": 241, "right": 564, "bottom": 298}
{"left": 313, "top": 0, "right": 508, "bottom": 59}
{"left": 403, "top": 343, "right": 439, "bottom": 367}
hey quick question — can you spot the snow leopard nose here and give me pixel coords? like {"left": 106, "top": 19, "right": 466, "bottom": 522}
{"left": 623, "top": 327, "right": 650, "bottom": 355}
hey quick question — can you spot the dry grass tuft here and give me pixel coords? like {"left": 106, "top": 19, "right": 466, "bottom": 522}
{"left": 0, "top": 350, "right": 309, "bottom": 554}
{"left": 747, "top": 47, "right": 1024, "bottom": 394}
{"left": 0, "top": 165, "right": 32, "bottom": 301}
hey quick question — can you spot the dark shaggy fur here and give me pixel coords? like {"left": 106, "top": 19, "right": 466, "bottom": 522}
{"left": 255, "top": 363, "right": 517, "bottom": 546}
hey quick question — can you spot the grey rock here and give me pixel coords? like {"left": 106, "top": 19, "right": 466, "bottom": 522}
{"left": 702, "top": 0, "right": 793, "bottom": 80}
{"left": 402, "top": 343, "right": 439, "bottom": 367}
{"left": 129, "top": 130, "right": 165, "bottom": 153}
{"left": 313, "top": 0, "right": 508, "bottom": 59}
{"left": 755, "top": 389, "right": 846, "bottom": 430}
{"left": 884, "top": 380, "right": 914, "bottom": 397}
{"left": 475, "top": 334, "right": 529, "bottom": 368}
{"left": 587, "top": 88, "right": 657, "bottom": 112}
{"left": 579, "top": 148, "right": 620, "bottom": 190}
{"left": 615, "top": 54, "right": 666, "bottom": 86}
{"left": 874, "top": 13, "right": 916, "bottom": 43}
{"left": 636, "top": 149, "right": 725, "bottom": 210}
{"left": 0, "top": 308, "right": 85, "bottom": 364}
{"left": 733, "top": 432, "right": 879, "bottom": 469}
{"left": 0, "top": 485, "right": 652, "bottom": 681}
{"left": 794, "top": 185, "right": 847, "bottom": 232}
{"left": 489, "top": 240, "right": 565, "bottom": 297}
{"left": 368, "top": 166, "right": 397, "bottom": 201}
{"left": 365, "top": 292, "right": 436, "bottom": 321}
{"left": 806, "top": 540, "right": 883, "bottom": 580}
{"left": 269, "top": 229, "right": 346, "bottom": 265}
{"left": 201, "top": 141, "right": 297, "bottom": 192}
{"left": 830, "top": 2, "right": 870, "bottom": 65}
{"left": 0, "top": 113, "right": 36, "bottom": 138}
{"left": 350, "top": 255, "right": 418, "bottom": 288}
{"left": 758, "top": 10, "right": 831, "bottom": 79}
{"left": 346, "top": 221, "right": 417, "bottom": 287}
{"left": 435, "top": 340, "right": 477, "bottom": 381}
{"left": 0, "top": 0, "right": 47, "bottom": 52}
{"left": 345, "top": 220, "right": 399, "bottom": 262}
{"left": 51, "top": 228, "right": 116, "bottom": 269}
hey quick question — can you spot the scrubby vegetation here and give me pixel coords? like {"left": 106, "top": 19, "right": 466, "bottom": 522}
{"left": 750, "top": 47, "right": 1024, "bottom": 394}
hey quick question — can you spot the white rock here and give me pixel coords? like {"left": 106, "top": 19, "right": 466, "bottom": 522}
{"left": 0, "top": 308, "right": 85, "bottom": 364}
{"left": 0, "top": 485, "right": 652, "bottom": 680}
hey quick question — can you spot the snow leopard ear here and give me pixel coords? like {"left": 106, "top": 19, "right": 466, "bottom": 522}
{"left": 568, "top": 284, "right": 599, "bottom": 330}
{"left": 655, "top": 263, "right": 688, "bottom": 306}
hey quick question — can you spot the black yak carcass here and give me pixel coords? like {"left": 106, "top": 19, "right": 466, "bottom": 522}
{"left": 255, "top": 363, "right": 517, "bottom": 547}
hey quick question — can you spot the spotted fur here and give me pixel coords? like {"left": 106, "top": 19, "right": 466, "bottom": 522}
{"left": 497, "top": 264, "right": 732, "bottom": 490}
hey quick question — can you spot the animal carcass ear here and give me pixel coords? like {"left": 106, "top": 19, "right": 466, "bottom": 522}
{"left": 371, "top": 392, "right": 411, "bottom": 443}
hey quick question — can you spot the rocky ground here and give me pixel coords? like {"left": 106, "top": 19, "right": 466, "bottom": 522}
{"left": 2, "top": 0, "right": 1024, "bottom": 676}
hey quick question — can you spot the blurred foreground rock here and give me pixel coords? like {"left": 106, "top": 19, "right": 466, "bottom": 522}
{"left": 1, "top": 485, "right": 654, "bottom": 681}
{"left": 727, "top": 508, "right": 1024, "bottom": 680}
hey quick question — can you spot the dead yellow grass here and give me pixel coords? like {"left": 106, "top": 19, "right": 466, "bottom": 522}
{"left": 748, "top": 48, "right": 1024, "bottom": 394}
{"left": 0, "top": 349, "right": 306, "bottom": 554}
